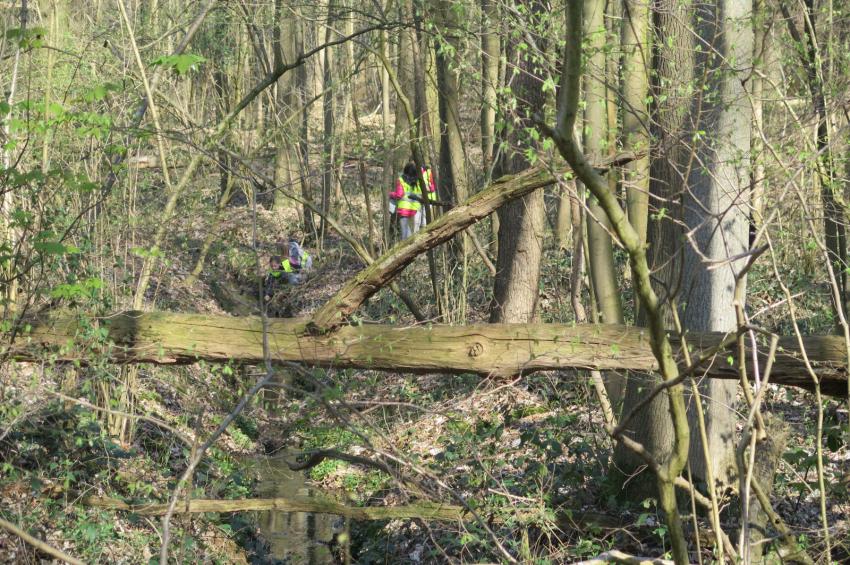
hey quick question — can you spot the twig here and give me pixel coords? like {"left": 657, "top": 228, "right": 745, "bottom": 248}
{"left": 0, "top": 517, "right": 85, "bottom": 565}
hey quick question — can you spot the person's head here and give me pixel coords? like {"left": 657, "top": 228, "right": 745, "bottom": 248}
{"left": 288, "top": 241, "right": 302, "bottom": 267}
{"left": 403, "top": 162, "right": 417, "bottom": 178}
{"left": 269, "top": 255, "right": 282, "bottom": 270}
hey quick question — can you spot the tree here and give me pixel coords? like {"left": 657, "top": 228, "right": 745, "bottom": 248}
{"left": 583, "top": 0, "right": 626, "bottom": 404}
{"left": 489, "top": 0, "right": 547, "bottom": 324}
{"left": 680, "top": 0, "right": 753, "bottom": 487}
{"left": 480, "top": 0, "right": 499, "bottom": 171}
{"left": 613, "top": 0, "right": 696, "bottom": 487}
{"left": 615, "top": 0, "right": 753, "bottom": 489}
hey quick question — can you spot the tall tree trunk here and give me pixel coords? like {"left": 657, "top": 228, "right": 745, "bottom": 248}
{"left": 434, "top": 0, "right": 469, "bottom": 207}
{"left": 615, "top": 0, "right": 752, "bottom": 490}
{"left": 750, "top": 0, "right": 766, "bottom": 233}
{"left": 411, "top": 4, "right": 438, "bottom": 166}
{"left": 681, "top": 0, "right": 752, "bottom": 487}
{"left": 480, "top": 0, "right": 499, "bottom": 172}
{"left": 614, "top": 0, "right": 695, "bottom": 488}
{"left": 393, "top": 5, "right": 417, "bottom": 172}
{"left": 434, "top": 0, "right": 472, "bottom": 312}
{"left": 489, "top": 0, "right": 546, "bottom": 324}
{"left": 583, "top": 0, "right": 625, "bottom": 403}
{"left": 621, "top": 0, "right": 650, "bottom": 249}
{"left": 380, "top": 5, "right": 393, "bottom": 249}
{"left": 320, "top": 0, "right": 338, "bottom": 243}
{"left": 273, "top": 0, "right": 306, "bottom": 227}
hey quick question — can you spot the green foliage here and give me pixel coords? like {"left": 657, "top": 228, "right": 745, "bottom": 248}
{"left": 6, "top": 26, "right": 47, "bottom": 49}
{"left": 151, "top": 53, "right": 206, "bottom": 76}
{"left": 81, "top": 82, "right": 123, "bottom": 103}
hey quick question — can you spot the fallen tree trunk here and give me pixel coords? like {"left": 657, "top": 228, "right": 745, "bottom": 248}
{"left": 82, "top": 495, "right": 542, "bottom": 523}
{"left": 309, "top": 152, "right": 640, "bottom": 334}
{"left": 8, "top": 311, "right": 847, "bottom": 396}
{"left": 307, "top": 165, "right": 557, "bottom": 332}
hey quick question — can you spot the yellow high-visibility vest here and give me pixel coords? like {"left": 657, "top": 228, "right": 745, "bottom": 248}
{"left": 396, "top": 177, "right": 422, "bottom": 212}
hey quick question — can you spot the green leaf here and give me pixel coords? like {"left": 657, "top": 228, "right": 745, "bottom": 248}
{"left": 34, "top": 241, "right": 70, "bottom": 255}
{"left": 82, "top": 82, "right": 121, "bottom": 103}
{"left": 151, "top": 53, "right": 206, "bottom": 76}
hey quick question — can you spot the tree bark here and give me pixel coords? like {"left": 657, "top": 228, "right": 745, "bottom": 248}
{"left": 434, "top": 0, "right": 471, "bottom": 207}
{"left": 320, "top": 0, "right": 338, "bottom": 242}
{"left": 621, "top": 0, "right": 650, "bottom": 248}
{"left": 14, "top": 312, "right": 848, "bottom": 395}
{"left": 393, "top": 3, "right": 417, "bottom": 172}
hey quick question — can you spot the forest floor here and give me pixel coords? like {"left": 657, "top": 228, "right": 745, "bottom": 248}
{"left": 1, "top": 176, "right": 849, "bottom": 564}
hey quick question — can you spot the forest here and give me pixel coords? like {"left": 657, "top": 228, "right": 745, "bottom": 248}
{"left": 1, "top": 0, "right": 849, "bottom": 563}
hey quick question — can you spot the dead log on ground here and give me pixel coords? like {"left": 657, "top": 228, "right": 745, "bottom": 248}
{"left": 8, "top": 311, "right": 847, "bottom": 396}
{"left": 82, "top": 495, "right": 543, "bottom": 523}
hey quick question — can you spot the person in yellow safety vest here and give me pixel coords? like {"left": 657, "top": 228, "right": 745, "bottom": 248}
{"left": 282, "top": 238, "right": 312, "bottom": 284}
{"left": 389, "top": 162, "right": 422, "bottom": 240}
{"left": 264, "top": 255, "right": 285, "bottom": 304}
{"left": 417, "top": 165, "right": 437, "bottom": 230}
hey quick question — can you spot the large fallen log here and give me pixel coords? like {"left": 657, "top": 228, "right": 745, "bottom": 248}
{"left": 82, "top": 495, "right": 544, "bottom": 523}
{"left": 7, "top": 311, "right": 847, "bottom": 396}
{"left": 309, "top": 152, "right": 640, "bottom": 334}
{"left": 308, "top": 165, "right": 559, "bottom": 333}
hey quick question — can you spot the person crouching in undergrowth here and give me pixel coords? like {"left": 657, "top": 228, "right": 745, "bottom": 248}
{"left": 282, "top": 236, "right": 313, "bottom": 285}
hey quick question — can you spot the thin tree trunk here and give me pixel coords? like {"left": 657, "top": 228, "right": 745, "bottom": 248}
{"left": 273, "top": 0, "right": 305, "bottom": 217}
{"left": 433, "top": 0, "right": 469, "bottom": 207}
{"left": 393, "top": 6, "right": 416, "bottom": 171}
{"left": 621, "top": 0, "right": 650, "bottom": 248}
{"left": 1, "top": 0, "right": 27, "bottom": 315}
{"left": 379, "top": 5, "right": 393, "bottom": 249}
{"left": 750, "top": 0, "right": 766, "bottom": 232}
{"left": 320, "top": 0, "right": 338, "bottom": 243}
{"left": 583, "top": 0, "right": 625, "bottom": 403}
{"left": 351, "top": 86, "right": 377, "bottom": 254}
{"left": 480, "top": 0, "right": 499, "bottom": 171}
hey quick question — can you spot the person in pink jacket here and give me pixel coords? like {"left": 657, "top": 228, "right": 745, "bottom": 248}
{"left": 389, "top": 162, "right": 421, "bottom": 239}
